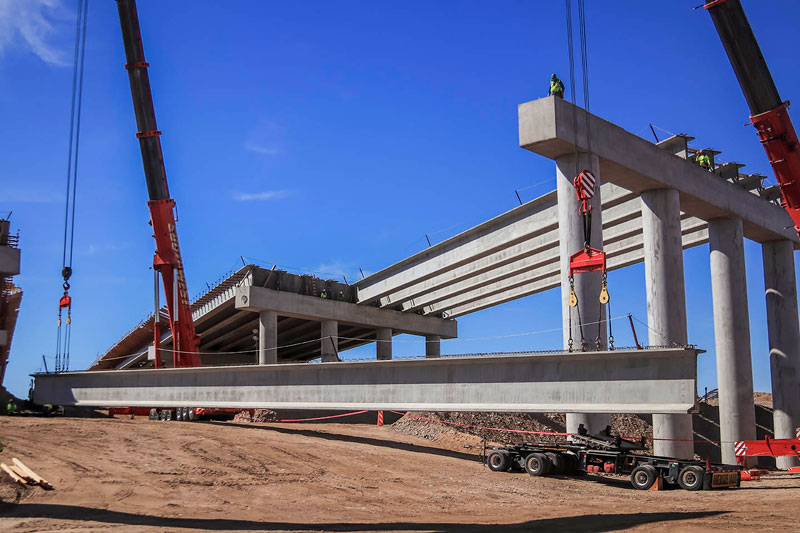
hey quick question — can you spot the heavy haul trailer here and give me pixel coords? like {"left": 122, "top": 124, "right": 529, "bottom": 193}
{"left": 485, "top": 426, "right": 740, "bottom": 491}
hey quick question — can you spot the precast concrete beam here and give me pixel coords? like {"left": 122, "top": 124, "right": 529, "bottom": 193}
{"left": 32, "top": 348, "right": 700, "bottom": 413}
{"left": 709, "top": 217, "right": 757, "bottom": 464}
{"left": 641, "top": 188, "right": 694, "bottom": 459}
{"left": 519, "top": 96, "right": 799, "bottom": 245}
{"left": 762, "top": 240, "right": 800, "bottom": 469}
{"left": 236, "top": 286, "right": 456, "bottom": 338}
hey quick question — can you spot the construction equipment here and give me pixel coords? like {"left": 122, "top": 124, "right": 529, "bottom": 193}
{"left": 486, "top": 426, "right": 741, "bottom": 491}
{"left": 116, "top": 0, "right": 200, "bottom": 368}
{"left": 734, "top": 430, "right": 800, "bottom": 466}
{"left": 705, "top": 0, "right": 800, "bottom": 235}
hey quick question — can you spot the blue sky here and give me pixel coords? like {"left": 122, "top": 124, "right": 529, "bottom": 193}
{"left": 2, "top": 0, "right": 799, "bottom": 398}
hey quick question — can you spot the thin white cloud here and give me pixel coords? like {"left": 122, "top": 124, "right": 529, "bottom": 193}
{"left": 244, "top": 142, "right": 280, "bottom": 156}
{"left": 0, "top": 0, "right": 71, "bottom": 66}
{"left": 310, "top": 260, "right": 364, "bottom": 283}
{"left": 232, "top": 190, "right": 291, "bottom": 202}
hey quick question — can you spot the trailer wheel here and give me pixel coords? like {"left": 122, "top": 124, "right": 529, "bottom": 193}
{"left": 545, "top": 452, "right": 565, "bottom": 474}
{"left": 677, "top": 465, "right": 704, "bottom": 491}
{"left": 630, "top": 465, "right": 658, "bottom": 490}
{"left": 176, "top": 408, "right": 184, "bottom": 421}
{"left": 487, "top": 451, "right": 511, "bottom": 472}
{"left": 525, "top": 453, "right": 551, "bottom": 476}
{"left": 149, "top": 408, "right": 158, "bottom": 421}
{"left": 187, "top": 408, "right": 197, "bottom": 422}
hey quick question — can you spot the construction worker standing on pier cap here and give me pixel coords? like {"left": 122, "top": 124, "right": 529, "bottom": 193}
{"left": 549, "top": 74, "right": 564, "bottom": 99}
{"left": 696, "top": 149, "right": 712, "bottom": 171}
{"left": 6, "top": 400, "right": 17, "bottom": 415}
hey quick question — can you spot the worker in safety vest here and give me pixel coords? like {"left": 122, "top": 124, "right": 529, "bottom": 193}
{"left": 549, "top": 74, "right": 565, "bottom": 99}
{"left": 320, "top": 288, "right": 328, "bottom": 299}
{"left": 6, "top": 400, "right": 17, "bottom": 415}
{"left": 696, "top": 149, "right": 712, "bottom": 171}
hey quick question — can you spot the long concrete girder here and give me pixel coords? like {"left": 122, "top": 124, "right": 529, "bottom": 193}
{"left": 354, "top": 174, "right": 709, "bottom": 319}
{"left": 518, "top": 96, "right": 799, "bottom": 245}
{"left": 443, "top": 226, "right": 710, "bottom": 319}
{"left": 32, "top": 348, "right": 699, "bottom": 413}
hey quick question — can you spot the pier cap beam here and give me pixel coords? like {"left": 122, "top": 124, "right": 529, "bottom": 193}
{"left": 519, "top": 96, "right": 799, "bottom": 245}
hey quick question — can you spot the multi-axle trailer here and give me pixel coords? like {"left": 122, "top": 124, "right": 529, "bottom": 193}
{"left": 485, "top": 426, "right": 740, "bottom": 491}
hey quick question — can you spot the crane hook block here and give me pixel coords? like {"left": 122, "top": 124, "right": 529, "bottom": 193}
{"left": 59, "top": 294, "right": 72, "bottom": 310}
{"left": 568, "top": 287, "right": 578, "bottom": 307}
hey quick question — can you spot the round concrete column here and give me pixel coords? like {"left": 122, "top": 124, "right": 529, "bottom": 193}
{"left": 425, "top": 335, "right": 441, "bottom": 358}
{"left": 376, "top": 327, "right": 393, "bottom": 360}
{"left": 640, "top": 189, "right": 694, "bottom": 459}
{"left": 708, "top": 217, "right": 756, "bottom": 464}
{"left": 258, "top": 310, "right": 278, "bottom": 365}
{"left": 556, "top": 152, "right": 610, "bottom": 435}
{"left": 321, "top": 320, "right": 338, "bottom": 362}
{"left": 762, "top": 240, "right": 800, "bottom": 469}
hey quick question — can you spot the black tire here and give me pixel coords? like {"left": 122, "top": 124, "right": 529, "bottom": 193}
{"left": 677, "top": 465, "right": 705, "bottom": 491}
{"left": 525, "top": 453, "right": 552, "bottom": 477}
{"left": 176, "top": 408, "right": 184, "bottom": 421}
{"left": 563, "top": 453, "right": 579, "bottom": 475}
{"left": 149, "top": 408, "right": 157, "bottom": 421}
{"left": 630, "top": 465, "right": 658, "bottom": 490}
{"left": 187, "top": 408, "right": 197, "bottom": 422}
{"left": 487, "top": 451, "right": 511, "bottom": 472}
{"left": 165, "top": 410, "right": 172, "bottom": 421}
{"left": 545, "top": 452, "right": 565, "bottom": 475}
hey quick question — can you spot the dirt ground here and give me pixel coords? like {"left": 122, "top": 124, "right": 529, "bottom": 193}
{"left": 0, "top": 416, "right": 798, "bottom": 532}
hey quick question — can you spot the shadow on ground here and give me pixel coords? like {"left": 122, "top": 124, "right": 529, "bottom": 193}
{"left": 0, "top": 504, "right": 727, "bottom": 531}
{"left": 211, "top": 421, "right": 481, "bottom": 462}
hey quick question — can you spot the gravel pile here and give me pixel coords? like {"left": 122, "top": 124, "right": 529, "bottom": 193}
{"left": 393, "top": 411, "right": 655, "bottom": 451}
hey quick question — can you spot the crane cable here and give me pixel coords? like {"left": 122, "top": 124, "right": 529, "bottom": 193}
{"left": 565, "top": 0, "right": 611, "bottom": 351}
{"left": 56, "top": 0, "right": 89, "bottom": 373}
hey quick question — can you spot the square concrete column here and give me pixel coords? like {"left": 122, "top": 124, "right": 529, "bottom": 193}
{"left": 376, "top": 327, "right": 392, "bottom": 360}
{"left": 640, "top": 188, "right": 694, "bottom": 459}
{"left": 258, "top": 310, "right": 278, "bottom": 365}
{"left": 708, "top": 217, "right": 756, "bottom": 464}
{"left": 425, "top": 335, "right": 441, "bottom": 358}
{"left": 556, "top": 152, "right": 610, "bottom": 435}
{"left": 762, "top": 240, "right": 800, "bottom": 469}
{"left": 321, "top": 320, "right": 338, "bottom": 362}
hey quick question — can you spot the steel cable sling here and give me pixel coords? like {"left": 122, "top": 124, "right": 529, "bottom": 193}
{"left": 564, "top": 0, "right": 612, "bottom": 352}
{"left": 56, "top": 0, "right": 89, "bottom": 373}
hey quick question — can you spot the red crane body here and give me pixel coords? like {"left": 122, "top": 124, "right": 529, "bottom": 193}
{"left": 705, "top": 0, "right": 800, "bottom": 234}
{"left": 116, "top": 0, "right": 200, "bottom": 368}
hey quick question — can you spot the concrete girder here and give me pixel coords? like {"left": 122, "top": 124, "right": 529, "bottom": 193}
{"left": 429, "top": 219, "right": 709, "bottom": 318}
{"left": 357, "top": 183, "right": 636, "bottom": 308}
{"left": 399, "top": 191, "right": 654, "bottom": 314}
{"left": 32, "top": 348, "right": 699, "bottom": 414}
{"left": 518, "top": 96, "right": 799, "bottom": 245}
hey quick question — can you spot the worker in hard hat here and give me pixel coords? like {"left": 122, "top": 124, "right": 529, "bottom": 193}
{"left": 6, "top": 400, "right": 17, "bottom": 415}
{"left": 320, "top": 288, "right": 328, "bottom": 299}
{"left": 696, "top": 149, "right": 712, "bottom": 171}
{"left": 549, "top": 74, "right": 565, "bottom": 99}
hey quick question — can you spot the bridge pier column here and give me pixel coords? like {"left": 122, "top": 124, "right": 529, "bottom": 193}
{"left": 709, "top": 217, "right": 756, "bottom": 464}
{"left": 762, "top": 239, "right": 800, "bottom": 469}
{"left": 258, "top": 310, "right": 277, "bottom": 365}
{"left": 557, "top": 152, "right": 610, "bottom": 436}
{"left": 425, "top": 335, "right": 441, "bottom": 358}
{"left": 376, "top": 327, "right": 392, "bottom": 360}
{"left": 321, "top": 320, "right": 339, "bottom": 362}
{"left": 641, "top": 188, "right": 694, "bottom": 459}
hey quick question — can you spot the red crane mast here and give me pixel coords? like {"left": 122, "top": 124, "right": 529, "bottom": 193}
{"left": 705, "top": 0, "right": 800, "bottom": 234}
{"left": 116, "top": 0, "right": 200, "bottom": 368}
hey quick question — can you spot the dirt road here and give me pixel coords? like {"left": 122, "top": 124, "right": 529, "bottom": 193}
{"left": 0, "top": 416, "right": 798, "bottom": 531}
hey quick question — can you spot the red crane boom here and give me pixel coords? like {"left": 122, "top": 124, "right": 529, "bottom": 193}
{"left": 116, "top": 0, "right": 200, "bottom": 368}
{"left": 705, "top": 0, "right": 800, "bottom": 234}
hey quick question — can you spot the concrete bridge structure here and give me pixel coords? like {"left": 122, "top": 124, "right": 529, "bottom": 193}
{"left": 34, "top": 97, "right": 800, "bottom": 466}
